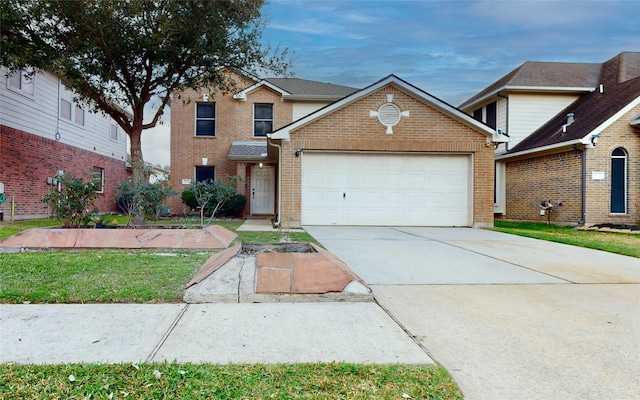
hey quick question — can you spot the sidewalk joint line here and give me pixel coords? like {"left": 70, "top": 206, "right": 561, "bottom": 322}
{"left": 146, "top": 304, "right": 189, "bottom": 362}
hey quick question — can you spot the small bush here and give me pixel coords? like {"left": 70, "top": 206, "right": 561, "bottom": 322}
{"left": 218, "top": 194, "right": 247, "bottom": 217}
{"left": 40, "top": 172, "right": 98, "bottom": 228}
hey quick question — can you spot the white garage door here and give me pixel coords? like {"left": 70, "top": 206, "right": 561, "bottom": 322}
{"left": 302, "top": 152, "right": 471, "bottom": 226}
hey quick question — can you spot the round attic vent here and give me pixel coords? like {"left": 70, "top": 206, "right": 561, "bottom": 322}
{"left": 378, "top": 103, "right": 401, "bottom": 127}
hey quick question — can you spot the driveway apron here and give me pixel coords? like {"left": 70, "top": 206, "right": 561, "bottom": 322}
{"left": 304, "top": 226, "right": 640, "bottom": 400}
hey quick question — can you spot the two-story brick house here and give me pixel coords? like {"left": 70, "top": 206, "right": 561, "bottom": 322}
{"left": 169, "top": 72, "right": 358, "bottom": 216}
{"left": 461, "top": 52, "right": 640, "bottom": 225}
{"left": 0, "top": 67, "right": 129, "bottom": 220}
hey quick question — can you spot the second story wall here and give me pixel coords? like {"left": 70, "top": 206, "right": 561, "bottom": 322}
{"left": 0, "top": 67, "right": 127, "bottom": 163}
{"left": 508, "top": 93, "right": 581, "bottom": 149}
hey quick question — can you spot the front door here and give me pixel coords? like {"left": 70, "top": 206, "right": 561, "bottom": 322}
{"left": 251, "top": 166, "right": 275, "bottom": 214}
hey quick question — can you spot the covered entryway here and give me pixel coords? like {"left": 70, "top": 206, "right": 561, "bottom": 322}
{"left": 301, "top": 152, "right": 471, "bottom": 226}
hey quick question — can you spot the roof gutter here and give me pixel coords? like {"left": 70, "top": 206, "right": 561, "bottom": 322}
{"left": 496, "top": 139, "right": 584, "bottom": 161}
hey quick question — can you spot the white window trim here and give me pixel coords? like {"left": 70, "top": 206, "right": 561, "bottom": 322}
{"left": 110, "top": 124, "right": 119, "bottom": 141}
{"left": 6, "top": 68, "right": 35, "bottom": 98}
{"left": 253, "top": 103, "right": 274, "bottom": 137}
{"left": 59, "top": 81, "right": 85, "bottom": 127}
{"left": 610, "top": 148, "right": 628, "bottom": 215}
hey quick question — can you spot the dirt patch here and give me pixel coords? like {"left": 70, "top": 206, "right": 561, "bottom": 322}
{"left": 240, "top": 243, "right": 316, "bottom": 255}
{"left": 590, "top": 223, "right": 639, "bottom": 232}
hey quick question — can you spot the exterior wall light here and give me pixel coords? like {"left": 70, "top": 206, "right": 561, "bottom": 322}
{"left": 258, "top": 162, "right": 264, "bottom": 169}
{"left": 591, "top": 134, "right": 599, "bottom": 147}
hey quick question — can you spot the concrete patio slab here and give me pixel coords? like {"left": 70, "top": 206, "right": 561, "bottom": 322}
{"left": 152, "top": 303, "right": 434, "bottom": 364}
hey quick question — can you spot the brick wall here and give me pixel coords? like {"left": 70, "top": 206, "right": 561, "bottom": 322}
{"left": 0, "top": 125, "right": 129, "bottom": 219}
{"left": 584, "top": 104, "right": 640, "bottom": 224}
{"left": 505, "top": 150, "right": 583, "bottom": 223}
{"left": 503, "top": 104, "right": 640, "bottom": 225}
{"left": 278, "top": 85, "right": 496, "bottom": 227}
{"left": 169, "top": 74, "right": 293, "bottom": 214}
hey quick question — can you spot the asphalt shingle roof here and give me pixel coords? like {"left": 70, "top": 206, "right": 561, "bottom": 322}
{"left": 228, "top": 141, "right": 268, "bottom": 160}
{"left": 263, "top": 78, "right": 358, "bottom": 98}
{"left": 459, "top": 62, "right": 601, "bottom": 109}
{"left": 508, "top": 52, "right": 640, "bottom": 154}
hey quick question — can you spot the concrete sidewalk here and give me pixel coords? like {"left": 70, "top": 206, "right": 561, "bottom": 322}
{"left": 0, "top": 303, "right": 433, "bottom": 365}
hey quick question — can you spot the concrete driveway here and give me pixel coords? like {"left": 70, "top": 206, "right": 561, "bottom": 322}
{"left": 305, "top": 226, "right": 640, "bottom": 400}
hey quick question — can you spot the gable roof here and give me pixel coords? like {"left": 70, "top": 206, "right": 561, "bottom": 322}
{"left": 269, "top": 74, "right": 504, "bottom": 142}
{"left": 459, "top": 61, "right": 601, "bottom": 110}
{"left": 233, "top": 77, "right": 358, "bottom": 101}
{"left": 502, "top": 52, "right": 640, "bottom": 158}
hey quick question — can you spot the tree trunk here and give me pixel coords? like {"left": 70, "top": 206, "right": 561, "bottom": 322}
{"left": 129, "top": 126, "right": 145, "bottom": 186}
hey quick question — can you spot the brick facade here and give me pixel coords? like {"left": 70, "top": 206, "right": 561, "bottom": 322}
{"left": 278, "top": 84, "right": 496, "bottom": 227}
{"left": 505, "top": 150, "right": 583, "bottom": 223}
{"left": 0, "top": 125, "right": 129, "bottom": 219}
{"left": 584, "top": 105, "right": 640, "bottom": 225}
{"left": 169, "top": 74, "right": 292, "bottom": 215}
{"left": 503, "top": 104, "right": 640, "bottom": 225}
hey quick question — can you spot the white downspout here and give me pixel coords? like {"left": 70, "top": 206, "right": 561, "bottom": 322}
{"left": 266, "top": 135, "right": 282, "bottom": 227}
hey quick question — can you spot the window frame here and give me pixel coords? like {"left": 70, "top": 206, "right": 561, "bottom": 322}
{"left": 59, "top": 81, "right": 85, "bottom": 126}
{"left": 195, "top": 165, "right": 215, "bottom": 183}
{"left": 110, "top": 124, "right": 118, "bottom": 141}
{"left": 253, "top": 103, "right": 273, "bottom": 137}
{"left": 7, "top": 68, "right": 35, "bottom": 97}
{"left": 610, "top": 147, "right": 627, "bottom": 214}
{"left": 195, "top": 102, "right": 216, "bottom": 137}
{"left": 92, "top": 167, "right": 105, "bottom": 194}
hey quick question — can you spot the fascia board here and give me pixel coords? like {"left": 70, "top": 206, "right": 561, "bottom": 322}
{"left": 580, "top": 95, "right": 640, "bottom": 141}
{"left": 233, "top": 80, "right": 291, "bottom": 100}
{"left": 271, "top": 75, "right": 498, "bottom": 141}
{"left": 496, "top": 140, "right": 583, "bottom": 161}
{"left": 461, "top": 86, "right": 595, "bottom": 111}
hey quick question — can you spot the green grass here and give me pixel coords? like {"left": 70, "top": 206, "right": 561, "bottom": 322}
{"left": 0, "top": 362, "right": 462, "bottom": 399}
{"left": 0, "top": 219, "right": 62, "bottom": 240}
{"left": 494, "top": 220, "right": 640, "bottom": 258}
{"left": 0, "top": 251, "right": 210, "bottom": 303}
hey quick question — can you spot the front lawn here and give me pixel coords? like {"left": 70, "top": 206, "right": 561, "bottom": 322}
{"left": 494, "top": 220, "right": 640, "bottom": 258}
{"left": 0, "top": 362, "right": 463, "bottom": 399}
{"left": 0, "top": 251, "right": 210, "bottom": 304}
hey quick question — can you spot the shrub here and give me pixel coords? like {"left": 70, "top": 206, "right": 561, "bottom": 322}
{"left": 181, "top": 176, "right": 242, "bottom": 223}
{"left": 40, "top": 172, "right": 98, "bottom": 228}
{"left": 217, "top": 194, "right": 247, "bottom": 217}
{"left": 116, "top": 181, "right": 177, "bottom": 224}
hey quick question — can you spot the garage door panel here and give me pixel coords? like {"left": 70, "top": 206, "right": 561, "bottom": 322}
{"left": 302, "top": 153, "right": 470, "bottom": 226}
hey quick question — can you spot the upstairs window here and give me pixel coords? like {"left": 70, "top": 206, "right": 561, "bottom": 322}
{"left": 485, "top": 101, "right": 497, "bottom": 129}
{"left": 611, "top": 148, "right": 627, "bottom": 214}
{"left": 196, "top": 103, "right": 215, "bottom": 136}
{"left": 110, "top": 124, "right": 118, "bottom": 141}
{"left": 254, "top": 103, "right": 273, "bottom": 137}
{"left": 8, "top": 68, "right": 34, "bottom": 95}
{"left": 471, "top": 101, "right": 497, "bottom": 129}
{"left": 60, "top": 82, "right": 84, "bottom": 126}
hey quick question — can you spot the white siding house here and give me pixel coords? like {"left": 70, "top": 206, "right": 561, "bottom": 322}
{"left": 0, "top": 67, "right": 130, "bottom": 219}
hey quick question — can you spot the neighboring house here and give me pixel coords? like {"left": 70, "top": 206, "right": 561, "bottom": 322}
{"left": 0, "top": 67, "right": 129, "bottom": 220}
{"left": 461, "top": 52, "right": 640, "bottom": 225}
{"left": 269, "top": 75, "right": 505, "bottom": 228}
{"left": 169, "top": 72, "right": 358, "bottom": 216}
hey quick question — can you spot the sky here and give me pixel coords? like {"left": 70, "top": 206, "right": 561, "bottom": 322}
{"left": 141, "top": 0, "right": 640, "bottom": 167}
